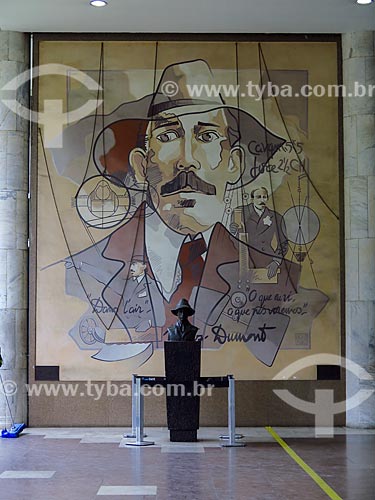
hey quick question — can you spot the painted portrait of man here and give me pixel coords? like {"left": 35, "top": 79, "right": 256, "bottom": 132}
{"left": 49, "top": 58, "right": 328, "bottom": 367}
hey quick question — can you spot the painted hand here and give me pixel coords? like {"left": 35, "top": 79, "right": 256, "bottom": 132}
{"left": 229, "top": 222, "right": 239, "bottom": 236}
{"left": 267, "top": 260, "right": 279, "bottom": 279}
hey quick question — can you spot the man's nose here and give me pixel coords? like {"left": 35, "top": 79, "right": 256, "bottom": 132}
{"left": 176, "top": 139, "right": 200, "bottom": 171}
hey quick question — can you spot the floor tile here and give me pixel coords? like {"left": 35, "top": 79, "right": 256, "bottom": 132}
{"left": 97, "top": 485, "right": 157, "bottom": 496}
{"left": 80, "top": 436, "right": 122, "bottom": 444}
{"left": 161, "top": 445, "right": 205, "bottom": 453}
{"left": 0, "top": 470, "right": 55, "bottom": 479}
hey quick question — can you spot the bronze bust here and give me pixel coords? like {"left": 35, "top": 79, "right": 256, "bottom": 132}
{"left": 167, "top": 298, "right": 199, "bottom": 341}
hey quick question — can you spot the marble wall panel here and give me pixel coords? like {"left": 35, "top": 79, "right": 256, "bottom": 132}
{"left": 345, "top": 239, "right": 359, "bottom": 301}
{"left": 349, "top": 176, "right": 368, "bottom": 238}
{"left": 357, "top": 114, "right": 375, "bottom": 176}
{"left": 344, "top": 115, "right": 358, "bottom": 178}
{"left": 359, "top": 238, "right": 375, "bottom": 300}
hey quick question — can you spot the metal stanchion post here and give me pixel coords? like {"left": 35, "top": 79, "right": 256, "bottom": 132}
{"left": 220, "top": 375, "right": 244, "bottom": 441}
{"left": 124, "top": 375, "right": 136, "bottom": 438}
{"left": 126, "top": 376, "right": 154, "bottom": 447}
{"left": 124, "top": 375, "right": 147, "bottom": 439}
{"left": 222, "top": 376, "right": 245, "bottom": 447}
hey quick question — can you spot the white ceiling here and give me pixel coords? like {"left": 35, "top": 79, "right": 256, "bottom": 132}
{"left": 0, "top": 0, "right": 374, "bottom": 33}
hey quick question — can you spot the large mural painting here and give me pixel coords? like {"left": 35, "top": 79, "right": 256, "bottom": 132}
{"left": 36, "top": 40, "right": 341, "bottom": 380}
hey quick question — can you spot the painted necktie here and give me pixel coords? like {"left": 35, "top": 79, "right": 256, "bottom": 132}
{"left": 166, "top": 237, "right": 207, "bottom": 326}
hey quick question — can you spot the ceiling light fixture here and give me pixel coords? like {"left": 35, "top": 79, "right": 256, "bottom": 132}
{"left": 356, "top": 0, "right": 373, "bottom": 5}
{"left": 90, "top": 0, "right": 108, "bottom": 7}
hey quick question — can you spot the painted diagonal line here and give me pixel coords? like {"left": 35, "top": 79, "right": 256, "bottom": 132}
{"left": 265, "top": 427, "right": 342, "bottom": 500}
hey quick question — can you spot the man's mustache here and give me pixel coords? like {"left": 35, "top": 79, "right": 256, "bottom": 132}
{"left": 160, "top": 171, "right": 216, "bottom": 197}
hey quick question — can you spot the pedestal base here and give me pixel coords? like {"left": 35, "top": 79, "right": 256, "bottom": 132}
{"left": 170, "top": 430, "right": 197, "bottom": 442}
{"left": 165, "top": 341, "right": 201, "bottom": 443}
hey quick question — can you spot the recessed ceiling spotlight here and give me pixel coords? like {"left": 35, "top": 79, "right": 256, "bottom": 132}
{"left": 90, "top": 0, "right": 108, "bottom": 7}
{"left": 356, "top": 0, "right": 373, "bottom": 4}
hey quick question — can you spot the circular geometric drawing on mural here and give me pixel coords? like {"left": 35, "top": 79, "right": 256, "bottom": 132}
{"left": 282, "top": 205, "right": 320, "bottom": 246}
{"left": 79, "top": 317, "right": 105, "bottom": 345}
{"left": 75, "top": 176, "right": 130, "bottom": 229}
{"left": 230, "top": 291, "right": 248, "bottom": 308}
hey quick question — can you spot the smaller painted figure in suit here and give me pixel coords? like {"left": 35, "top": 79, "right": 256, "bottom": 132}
{"left": 231, "top": 186, "right": 289, "bottom": 279}
{"left": 167, "top": 299, "right": 199, "bottom": 341}
{"left": 121, "top": 257, "right": 165, "bottom": 333}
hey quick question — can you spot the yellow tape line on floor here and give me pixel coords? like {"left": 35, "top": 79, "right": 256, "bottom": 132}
{"left": 265, "top": 426, "right": 342, "bottom": 500}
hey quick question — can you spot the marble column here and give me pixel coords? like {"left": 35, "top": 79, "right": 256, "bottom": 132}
{"left": 343, "top": 31, "right": 375, "bottom": 427}
{"left": 0, "top": 31, "right": 29, "bottom": 426}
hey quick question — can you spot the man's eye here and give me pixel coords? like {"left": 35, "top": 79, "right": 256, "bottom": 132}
{"left": 156, "top": 130, "right": 180, "bottom": 143}
{"left": 198, "top": 131, "right": 220, "bottom": 143}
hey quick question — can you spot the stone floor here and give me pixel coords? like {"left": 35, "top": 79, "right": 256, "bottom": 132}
{"left": 0, "top": 427, "right": 374, "bottom": 499}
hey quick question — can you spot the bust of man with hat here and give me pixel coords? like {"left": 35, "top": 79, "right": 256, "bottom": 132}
{"left": 167, "top": 298, "right": 198, "bottom": 341}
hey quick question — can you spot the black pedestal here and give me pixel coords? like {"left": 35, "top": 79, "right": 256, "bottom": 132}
{"left": 164, "top": 341, "right": 201, "bottom": 442}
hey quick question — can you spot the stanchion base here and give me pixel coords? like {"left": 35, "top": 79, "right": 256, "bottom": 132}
{"left": 123, "top": 433, "right": 148, "bottom": 438}
{"left": 220, "top": 434, "right": 244, "bottom": 440}
{"left": 221, "top": 442, "right": 246, "bottom": 447}
{"left": 125, "top": 440, "right": 155, "bottom": 447}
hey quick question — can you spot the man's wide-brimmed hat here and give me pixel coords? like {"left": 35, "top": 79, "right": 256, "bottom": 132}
{"left": 53, "top": 59, "right": 286, "bottom": 187}
{"left": 171, "top": 298, "right": 195, "bottom": 317}
{"left": 148, "top": 59, "right": 233, "bottom": 115}
{"left": 52, "top": 59, "right": 285, "bottom": 187}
